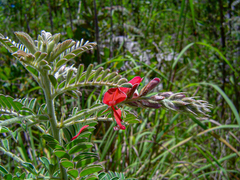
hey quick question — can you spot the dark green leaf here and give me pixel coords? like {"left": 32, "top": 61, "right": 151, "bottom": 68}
{"left": 123, "top": 113, "right": 140, "bottom": 124}
{"left": 85, "top": 174, "right": 98, "bottom": 180}
{"left": 58, "top": 81, "right": 66, "bottom": 89}
{"left": 4, "top": 174, "right": 12, "bottom": 180}
{"left": 39, "top": 157, "right": 50, "bottom": 170}
{"left": 65, "top": 138, "right": 87, "bottom": 150}
{"left": 60, "top": 159, "right": 74, "bottom": 169}
{"left": 0, "top": 95, "right": 11, "bottom": 109}
{"left": 26, "top": 66, "right": 38, "bottom": 80}
{"left": 67, "top": 168, "right": 78, "bottom": 178}
{"left": 0, "top": 126, "right": 10, "bottom": 133}
{"left": 78, "top": 131, "right": 92, "bottom": 138}
{"left": 2, "top": 139, "right": 9, "bottom": 150}
{"left": 98, "top": 172, "right": 107, "bottom": 179}
{"left": 18, "top": 173, "right": 26, "bottom": 179}
{"left": 54, "top": 150, "right": 70, "bottom": 160}
{"left": 0, "top": 165, "right": 8, "bottom": 175}
{"left": 22, "top": 162, "right": 38, "bottom": 175}
{"left": 42, "top": 134, "right": 59, "bottom": 143}
{"left": 68, "top": 142, "right": 93, "bottom": 155}
{"left": 49, "top": 75, "right": 58, "bottom": 89}
{"left": 38, "top": 114, "right": 50, "bottom": 121}
{"left": 76, "top": 156, "right": 98, "bottom": 168}
{"left": 47, "top": 142, "right": 64, "bottom": 150}
{"left": 80, "top": 165, "right": 103, "bottom": 177}
{"left": 73, "top": 152, "right": 98, "bottom": 162}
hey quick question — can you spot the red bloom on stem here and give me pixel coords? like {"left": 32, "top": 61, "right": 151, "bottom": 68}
{"left": 120, "top": 76, "right": 142, "bottom": 94}
{"left": 71, "top": 125, "right": 89, "bottom": 141}
{"left": 103, "top": 76, "right": 142, "bottom": 130}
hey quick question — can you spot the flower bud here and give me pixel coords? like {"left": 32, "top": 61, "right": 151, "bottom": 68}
{"left": 151, "top": 95, "right": 165, "bottom": 101}
{"left": 140, "top": 100, "right": 161, "bottom": 109}
{"left": 159, "top": 92, "right": 174, "bottom": 98}
{"left": 140, "top": 78, "right": 160, "bottom": 96}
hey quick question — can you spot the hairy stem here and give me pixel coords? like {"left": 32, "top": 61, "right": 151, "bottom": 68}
{"left": 41, "top": 70, "right": 68, "bottom": 180}
{"left": 0, "top": 147, "right": 26, "bottom": 164}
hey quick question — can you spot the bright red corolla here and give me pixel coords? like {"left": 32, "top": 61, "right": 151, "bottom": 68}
{"left": 103, "top": 76, "right": 142, "bottom": 130}
{"left": 71, "top": 125, "right": 89, "bottom": 140}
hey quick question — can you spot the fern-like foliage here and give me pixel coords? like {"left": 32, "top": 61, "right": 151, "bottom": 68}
{"left": 98, "top": 171, "right": 137, "bottom": 180}
{"left": 0, "top": 30, "right": 131, "bottom": 98}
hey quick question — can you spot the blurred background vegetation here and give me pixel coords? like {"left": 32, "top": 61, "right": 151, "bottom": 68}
{"left": 0, "top": 0, "right": 240, "bottom": 179}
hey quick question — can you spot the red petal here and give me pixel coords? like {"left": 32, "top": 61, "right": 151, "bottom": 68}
{"left": 103, "top": 88, "right": 127, "bottom": 106}
{"left": 128, "top": 76, "right": 143, "bottom": 85}
{"left": 120, "top": 76, "right": 143, "bottom": 94}
{"left": 112, "top": 106, "right": 126, "bottom": 130}
{"left": 71, "top": 125, "right": 89, "bottom": 141}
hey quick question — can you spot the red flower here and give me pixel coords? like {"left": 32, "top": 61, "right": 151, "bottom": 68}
{"left": 103, "top": 76, "right": 142, "bottom": 130}
{"left": 71, "top": 125, "right": 89, "bottom": 141}
{"left": 103, "top": 88, "right": 127, "bottom": 106}
{"left": 120, "top": 76, "right": 142, "bottom": 94}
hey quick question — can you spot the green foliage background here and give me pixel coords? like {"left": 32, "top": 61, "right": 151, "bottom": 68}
{"left": 0, "top": 0, "right": 239, "bottom": 179}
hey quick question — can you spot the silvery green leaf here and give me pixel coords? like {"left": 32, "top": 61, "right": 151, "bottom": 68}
{"left": 47, "top": 40, "right": 56, "bottom": 54}
{"left": 120, "top": 83, "right": 133, "bottom": 88}
{"left": 34, "top": 52, "right": 48, "bottom": 64}
{"left": 64, "top": 53, "right": 76, "bottom": 60}
{"left": 100, "top": 69, "right": 110, "bottom": 81}
{"left": 39, "top": 60, "right": 48, "bottom": 66}
{"left": 15, "top": 32, "right": 37, "bottom": 54}
{"left": 75, "top": 64, "right": 84, "bottom": 84}
{"left": 93, "top": 67, "right": 103, "bottom": 81}
{"left": 117, "top": 78, "right": 128, "bottom": 85}
{"left": 0, "top": 36, "right": 18, "bottom": 53}
{"left": 49, "top": 39, "right": 76, "bottom": 62}
{"left": 112, "top": 75, "right": 122, "bottom": 83}
{"left": 85, "top": 64, "right": 94, "bottom": 82}
{"left": 65, "top": 69, "right": 74, "bottom": 87}
{"left": 56, "top": 58, "right": 68, "bottom": 71}
{"left": 42, "top": 65, "right": 52, "bottom": 70}
{"left": 34, "top": 51, "right": 41, "bottom": 60}
{"left": 52, "top": 33, "right": 61, "bottom": 44}
{"left": 105, "top": 72, "right": 118, "bottom": 81}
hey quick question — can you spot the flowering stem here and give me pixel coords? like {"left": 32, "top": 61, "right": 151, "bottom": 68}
{"left": 111, "top": 106, "right": 121, "bottom": 120}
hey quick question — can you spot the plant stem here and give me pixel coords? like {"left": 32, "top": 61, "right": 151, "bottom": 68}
{"left": 41, "top": 70, "right": 68, "bottom": 180}
{"left": 0, "top": 147, "right": 26, "bottom": 164}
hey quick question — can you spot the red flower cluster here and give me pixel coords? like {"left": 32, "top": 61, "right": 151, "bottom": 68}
{"left": 71, "top": 76, "right": 161, "bottom": 139}
{"left": 103, "top": 76, "right": 142, "bottom": 130}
